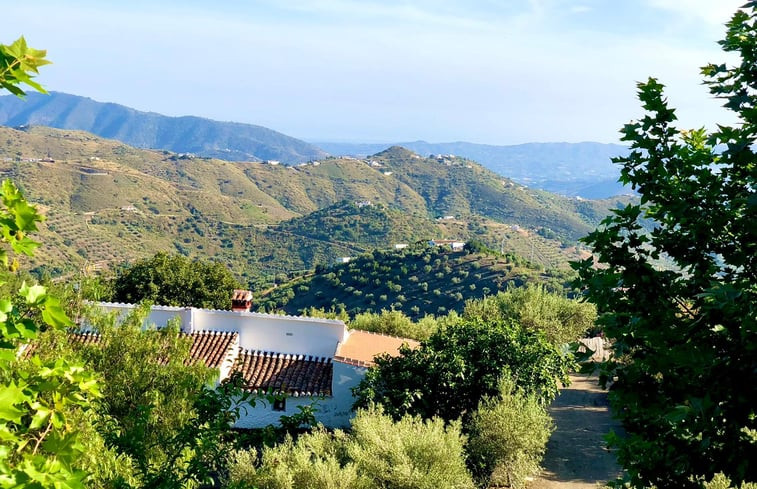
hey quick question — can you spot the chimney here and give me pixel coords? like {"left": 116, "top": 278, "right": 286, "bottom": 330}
{"left": 231, "top": 289, "right": 253, "bottom": 312}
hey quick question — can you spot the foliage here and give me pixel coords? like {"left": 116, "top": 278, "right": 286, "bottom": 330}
{"left": 111, "top": 252, "right": 241, "bottom": 309}
{"left": 345, "top": 406, "right": 474, "bottom": 489}
{"left": 462, "top": 284, "right": 597, "bottom": 345}
{"left": 353, "top": 316, "right": 574, "bottom": 423}
{"left": 31, "top": 304, "right": 261, "bottom": 488}
{"left": 349, "top": 309, "right": 440, "bottom": 341}
{"left": 703, "top": 474, "right": 757, "bottom": 489}
{"left": 228, "top": 407, "right": 474, "bottom": 489}
{"left": 572, "top": 5, "right": 757, "bottom": 487}
{"left": 78, "top": 306, "right": 216, "bottom": 468}
{"left": 1, "top": 178, "right": 101, "bottom": 489}
{"left": 466, "top": 378, "right": 552, "bottom": 488}
{"left": 260, "top": 243, "right": 572, "bottom": 319}
{"left": 0, "top": 37, "right": 50, "bottom": 97}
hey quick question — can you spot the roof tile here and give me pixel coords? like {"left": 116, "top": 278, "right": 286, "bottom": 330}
{"left": 232, "top": 349, "right": 333, "bottom": 396}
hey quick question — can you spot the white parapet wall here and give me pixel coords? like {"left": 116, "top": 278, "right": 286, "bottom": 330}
{"left": 191, "top": 309, "right": 347, "bottom": 358}
{"left": 92, "top": 302, "right": 349, "bottom": 359}
{"left": 93, "top": 302, "right": 193, "bottom": 331}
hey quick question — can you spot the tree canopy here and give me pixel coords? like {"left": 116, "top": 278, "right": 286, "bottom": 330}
{"left": 353, "top": 315, "right": 574, "bottom": 423}
{"left": 111, "top": 252, "right": 242, "bottom": 310}
{"left": 573, "top": 4, "right": 757, "bottom": 487}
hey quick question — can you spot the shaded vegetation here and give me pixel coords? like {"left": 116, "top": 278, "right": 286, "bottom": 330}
{"left": 258, "top": 242, "right": 573, "bottom": 319}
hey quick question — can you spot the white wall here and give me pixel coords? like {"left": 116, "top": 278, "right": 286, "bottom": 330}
{"left": 92, "top": 303, "right": 348, "bottom": 358}
{"left": 93, "top": 303, "right": 192, "bottom": 331}
{"left": 192, "top": 310, "right": 347, "bottom": 358}
{"left": 233, "top": 361, "right": 367, "bottom": 429}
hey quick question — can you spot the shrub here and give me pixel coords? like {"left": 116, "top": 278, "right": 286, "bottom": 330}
{"left": 347, "top": 407, "right": 474, "bottom": 489}
{"left": 228, "top": 429, "right": 365, "bottom": 489}
{"left": 463, "top": 285, "right": 596, "bottom": 345}
{"left": 704, "top": 474, "right": 757, "bottom": 489}
{"left": 227, "top": 408, "right": 475, "bottom": 489}
{"left": 467, "top": 378, "right": 552, "bottom": 488}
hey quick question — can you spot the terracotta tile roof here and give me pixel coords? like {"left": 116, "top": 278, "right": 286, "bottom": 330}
{"left": 20, "top": 330, "right": 101, "bottom": 358}
{"left": 187, "top": 331, "right": 238, "bottom": 368}
{"left": 69, "top": 331, "right": 102, "bottom": 346}
{"left": 232, "top": 350, "right": 333, "bottom": 397}
{"left": 334, "top": 330, "right": 420, "bottom": 367}
{"left": 23, "top": 330, "right": 238, "bottom": 369}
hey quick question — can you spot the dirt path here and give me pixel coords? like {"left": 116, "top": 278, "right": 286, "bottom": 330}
{"left": 528, "top": 374, "right": 623, "bottom": 489}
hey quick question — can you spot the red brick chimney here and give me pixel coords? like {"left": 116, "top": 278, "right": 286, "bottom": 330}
{"left": 231, "top": 289, "right": 253, "bottom": 312}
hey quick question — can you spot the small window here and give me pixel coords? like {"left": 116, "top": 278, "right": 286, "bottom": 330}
{"left": 273, "top": 398, "right": 286, "bottom": 412}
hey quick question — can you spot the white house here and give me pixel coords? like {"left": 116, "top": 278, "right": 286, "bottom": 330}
{"left": 90, "top": 299, "right": 418, "bottom": 428}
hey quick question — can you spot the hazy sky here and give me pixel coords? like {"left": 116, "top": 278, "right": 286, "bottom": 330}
{"left": 4, "top": 1, "right": 744, "bottom": 144}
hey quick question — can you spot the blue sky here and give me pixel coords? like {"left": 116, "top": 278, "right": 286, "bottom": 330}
{"left": 3, "top": 0, "right": 743, "bottom": 144}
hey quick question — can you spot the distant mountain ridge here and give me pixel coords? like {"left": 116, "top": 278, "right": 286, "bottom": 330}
{"left": 316, "top": 140, "right": 631, "bottom": 198}
{"left": 1, "top": 126, "right": 630, "bottom": 280}
{"left": 0, "top": 91, "right": 630, "bottom": 197}
{"left": 0, "top": 92, "right": 326, "bottom": 164}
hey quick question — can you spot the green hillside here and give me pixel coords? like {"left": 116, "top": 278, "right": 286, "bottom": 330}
{"left": 0, "top": 125, "right": 626, "bottom": 283}
{"left": 276, "top": 201, "right": 439, "bottom": 248}
{"left": 256, "top": 243, "right": 573, "bottom": 319}
{"left": 369, "top": 146, "right": 629, "bottom": 241}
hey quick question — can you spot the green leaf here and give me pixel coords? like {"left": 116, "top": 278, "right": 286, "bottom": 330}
{"left": 41, "top": 298, "right": 73, "bottom": 329}
{"left": 19, "top": 282, "right": 46, "bottom": 305}
{"left": 0, "top": 382, "right": 29, "bottom": 423}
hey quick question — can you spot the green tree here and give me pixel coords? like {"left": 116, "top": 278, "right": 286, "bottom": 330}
{"left": 572, "top": 5, "right": 757, "bottom": 487}
{"left": 462, "top": 285, "right": 597, "bottom": 345}
{"left": 34, "top": 305, "right": 259, "bottom": 488}
{"left": 111, "top": 252, "right": 242, "bottom": 309}
{"left": 78, "top": 307, "right": 217, "bottom": 478}
{"left": 1, "top": 37, "right": 102, "bottom": 489}
{"left": 353, "top": 316, "right": 573, "bottom": 423}
{"left": 1, "top": 179, "right": 102, "bottom": 488}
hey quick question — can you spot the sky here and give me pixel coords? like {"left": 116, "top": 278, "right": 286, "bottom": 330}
{"left": 3, "top": 0, "right": 745, "bottom": 145}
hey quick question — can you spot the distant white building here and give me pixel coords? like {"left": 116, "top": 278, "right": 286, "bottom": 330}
{"left": 394, "top": 243, "right": 408, "bottom": 250}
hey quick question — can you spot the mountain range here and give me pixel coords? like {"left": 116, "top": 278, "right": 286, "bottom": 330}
{"left": 0, "top": 92, "right": 629, "bottom": 198}
{"left": 0, "top": 92, "right": 327, "bottom": 164}
{"left": 0, "top": 126, "right": 630, "bottom": 285}
{"left": 316, "top": 140, "right": 630, "bottom": 198}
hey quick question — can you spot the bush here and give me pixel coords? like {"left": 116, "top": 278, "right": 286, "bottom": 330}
{"left": 467, "top": 378, "right": 552, "bottom": 489}
{"left": 463, "top": 285, "right": 596, "bottom": 345}
{"left": 704, "top": 474, "right": 757, "bottom": 489}
{"left": 350, "top": 309, "right": 437, "bottom": 340}
{"left": 230, "top": 429, "right": 364, "bottom": 489}
{"left": 227, "top": 407, "right": 475, "bottom": 489}
{"left": 346, "top": 407, "right": 474, "bottom": 489}
{"left": 354, "top": 317, "right": 573, "bottom": 423}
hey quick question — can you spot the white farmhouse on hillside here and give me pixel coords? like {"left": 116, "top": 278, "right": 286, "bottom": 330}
{"left": 92, "top": 297, "right": 417, "bottom": 428}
